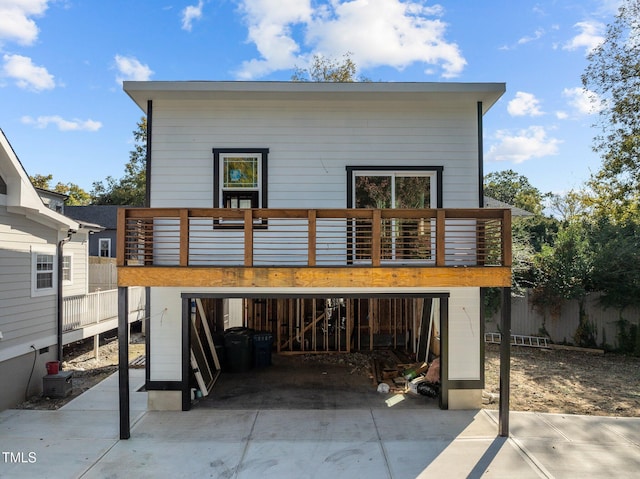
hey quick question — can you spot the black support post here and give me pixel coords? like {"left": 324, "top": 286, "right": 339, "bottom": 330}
{"left": 118, "top": 287, "right": 130, "bottom": 440}
{"left": 499, "top": 287, "right": 511, "bottom": 437}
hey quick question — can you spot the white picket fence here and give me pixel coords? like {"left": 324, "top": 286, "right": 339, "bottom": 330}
{"left": 62, "top": 287, "right": 146, "bottom": 332}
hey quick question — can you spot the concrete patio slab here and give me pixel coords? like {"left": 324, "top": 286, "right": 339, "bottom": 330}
{"left": 1, "top": 371, "right": 639, "bottom": 479}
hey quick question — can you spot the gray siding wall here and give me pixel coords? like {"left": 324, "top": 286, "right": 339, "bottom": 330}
{"left": 0, "top": 206, "right": 59, "bottom": 359}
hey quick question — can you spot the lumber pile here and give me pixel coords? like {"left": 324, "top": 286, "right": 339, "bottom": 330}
{"left": 370, "top": 350, "right": 440, "bottom": 396}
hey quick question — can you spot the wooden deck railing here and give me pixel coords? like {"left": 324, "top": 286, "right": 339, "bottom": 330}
{"left": 117, "top": 208, "right": 512, "bottom": 269}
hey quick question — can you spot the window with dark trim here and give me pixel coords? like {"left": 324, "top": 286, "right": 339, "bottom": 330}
{"left": 346, "top": 166, "right": 443, "bottom": 262}
{"left": 346, "top": 166, "right": 443, "bottom": 209}
{"left": 213, "top": 148, "right": 269, "bottom": 227}
{"left": 0, "top": 175, "right": 6, "bottom": 195}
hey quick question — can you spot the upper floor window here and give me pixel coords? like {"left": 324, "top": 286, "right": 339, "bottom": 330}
{"left": 347, "top": 167, "right": 443, "bottom": 209}
{"left": 99, "top": 238, "right": 111, "bottom": 257}
{"left": 346, "top": 167, "right": 443, "bottom": 262}
{"left": 213, "top": 148, "right": 268, "bottom": 210}
{"left": 0, "top": 174, "right": 6, "bottom": 195}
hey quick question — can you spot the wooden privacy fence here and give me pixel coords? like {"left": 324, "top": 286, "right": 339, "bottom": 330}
{"left": 117, "top": 208, "right": 512, "bottom": 268}
{"left": 486, "top": 289, "right": 640, "bottom": 349}
{"left": 88, "top": 256, "right": 117, "bottom": 292}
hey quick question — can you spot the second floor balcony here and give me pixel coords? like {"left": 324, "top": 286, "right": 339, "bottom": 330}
{"left": 116, "top": 208, "right": 512, "bottom": 289}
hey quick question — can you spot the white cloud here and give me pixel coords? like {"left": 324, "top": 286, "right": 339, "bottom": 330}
{"left": 556, "top": 111, "right": 569, "bottom": 120}
{"left": 507, "top": 92, "right": 544, "bottom": 117}
{"left": 0, "top": 0, "right": 49, "bottom": 46}
{"left": 486, "top": 126, "right": 561, "bottom": 163}
{"left": 114, "top": 54, "right": 153, "bottom": 84}
{"left": 236, "top": 0, "right": 313, "bottom": 79}
{"left": 517, "top": 28, "right": 544, "bottom": 45}
{"left": 21, "top": 115, "right": 102, "bottom": 132}
{"left": 562, "top": 87, "right": 603, "bottom": 115}
{"left": 563, "top": 21, "right": 605, "bottom": 54}
{"left": 2, "top": 53, "right": 55, "bottom": 91}
{"left": 181, "top": 0, "right": 204, "bottom": 31}
{"left": 236, "top": 0, "right": 466, "bottom": 79}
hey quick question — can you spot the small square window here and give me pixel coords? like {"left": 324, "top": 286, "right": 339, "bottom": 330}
{"left": 99, "top": 238, "right": 111, "bottom": 257}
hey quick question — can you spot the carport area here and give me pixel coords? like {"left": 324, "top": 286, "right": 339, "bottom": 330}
{"left": 195, "top": 352, "right": 440, "bottom": 411}
{"left": 183, "top": 293, "right": 448, "bottom": 412}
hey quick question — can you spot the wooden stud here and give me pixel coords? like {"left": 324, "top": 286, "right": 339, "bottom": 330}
{"left": 312, "top": 298, "right": 317, "bottom": 351}
{"left": 369, "top": 298, "right": 374, "bottom": 351}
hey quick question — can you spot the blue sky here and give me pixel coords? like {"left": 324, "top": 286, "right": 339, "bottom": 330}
{"left": 0, "top": 0, "right": 621, "bottom": 197}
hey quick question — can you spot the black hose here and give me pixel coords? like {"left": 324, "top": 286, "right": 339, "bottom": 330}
{"left": 25, "top": 345, "right": 37, "bottom": 401}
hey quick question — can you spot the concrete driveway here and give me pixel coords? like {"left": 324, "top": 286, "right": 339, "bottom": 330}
{"left": 1, "top": 369, "right": 639, "bottom": 478}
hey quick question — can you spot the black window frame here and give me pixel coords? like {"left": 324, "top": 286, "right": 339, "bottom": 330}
{"left": 346, "top": 166, "right": 443, "bottom": 209}
{"left": 213, "top": 148, "right": 269, "bottom": 229}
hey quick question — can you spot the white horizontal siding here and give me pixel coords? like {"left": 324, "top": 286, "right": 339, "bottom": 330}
{"left": 447, "top": 287, "right": 481, "bottom": 381}
{"left": 149, "top": 98, "right": 479, "bottom": 209}
{"left": 149, "top": 288, "right": 183, "bottom": 381}
{"left": 63, "top": 239, "right": 88, "bottom": 297}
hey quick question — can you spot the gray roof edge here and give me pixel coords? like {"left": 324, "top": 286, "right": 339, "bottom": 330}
{"left": 123, "top": 80, "right": 506, "bottom": 95}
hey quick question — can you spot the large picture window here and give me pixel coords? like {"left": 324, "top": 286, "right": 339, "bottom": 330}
{"left": 347, "top": 167, "right": 443, "bottom": 262}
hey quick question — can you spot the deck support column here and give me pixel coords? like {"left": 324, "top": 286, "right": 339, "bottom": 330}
{"left": 118, "top": 287, "right": 130, "bottom": 440}
{"left": 499, "top": 287, "right": 511, "bottom": 437}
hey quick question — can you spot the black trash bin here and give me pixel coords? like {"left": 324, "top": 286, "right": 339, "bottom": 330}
{"left": 253, "top": 332, "right": 274, "bottom": 368}
{"left": 223, "top": 327, "right": 253, "bottom": 373}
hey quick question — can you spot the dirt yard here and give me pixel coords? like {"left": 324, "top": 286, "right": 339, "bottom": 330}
{"left": 483, "top": 343, "right": 640, "bottom": 417}
{"left": 16, "top": 332, "right": 145, "bottom": 410}
{"left": 17, "top": 336, "right": 640, "bottom": 417}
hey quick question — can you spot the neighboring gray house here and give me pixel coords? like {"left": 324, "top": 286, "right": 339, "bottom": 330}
{"left": 66, "top": 205, "right": 119, "bottom": 258}
{"left": 0, "top": 129, "right": 99, "bottom": 410}
{"left": 35, "top": 188, "right": 68, "bottom": 214}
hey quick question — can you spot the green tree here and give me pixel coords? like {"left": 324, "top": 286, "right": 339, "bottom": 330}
{"left": 291, "top": 52, "right": 370, "bottom": 82}
{"left": 547, "top": 190, "right": 589, "bottom": 224}
{"left": 91, "top": 117, "right": 147, "bottom": 206}
{"left": 484, "top": 169, "right": 547, "bottom": 215}
{"left": 531, "top": 222, "right": 595, "bottom": 346}
{"left": 588, "top": 216, "right": 640, "bottom": 310}
{"left": 582, "top": 0, "right": 640, "bottom": 218}
{"left": 29, "top": 174, "right": 91, "bottom": 206}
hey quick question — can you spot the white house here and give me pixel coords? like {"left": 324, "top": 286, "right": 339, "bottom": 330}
{"left": 117, "top": 81, "right": 513, "bottom": 437}
{"left": 0, "top": 129, "right": 99, "bottom": 410}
